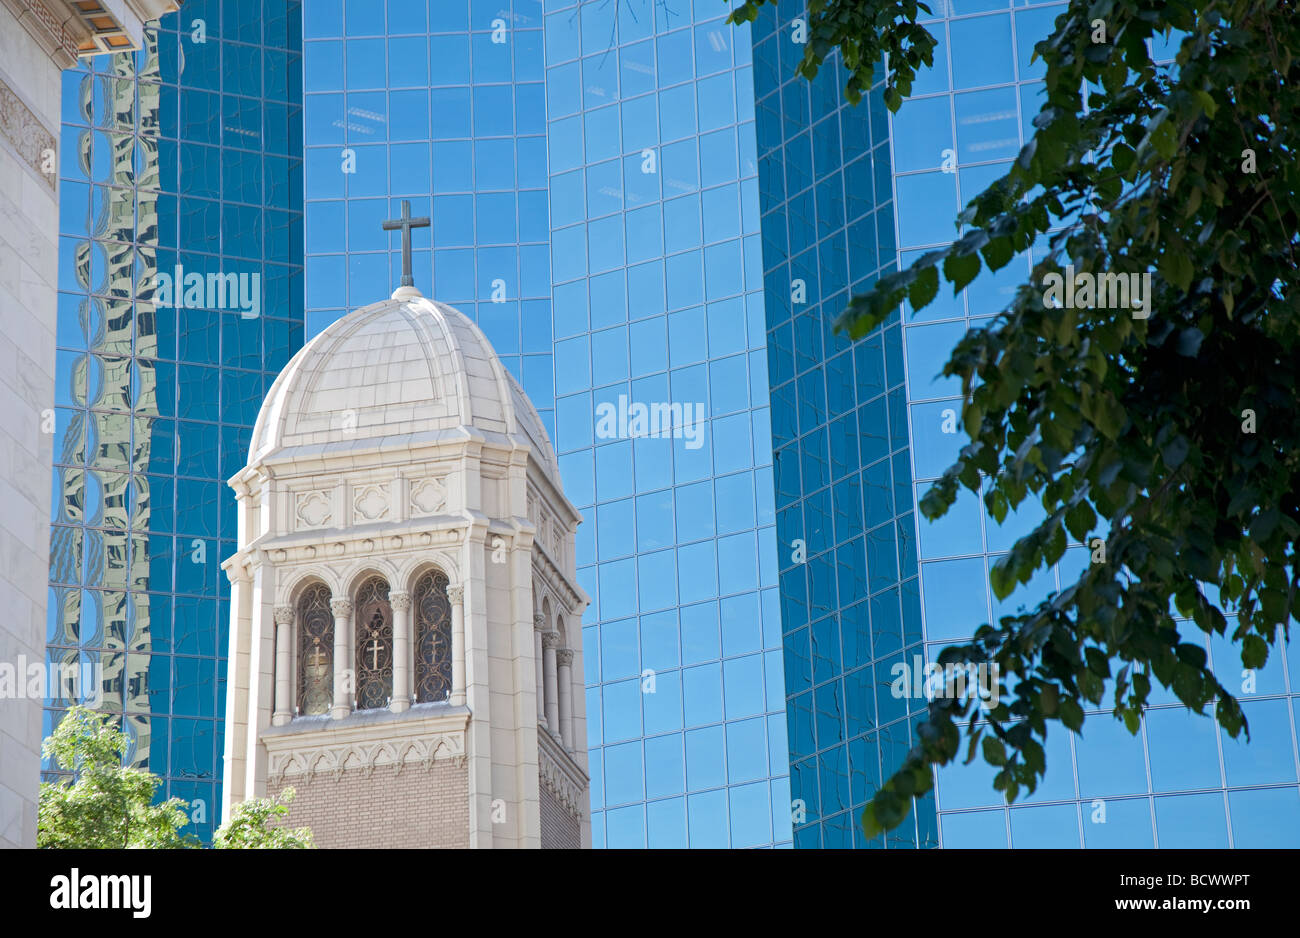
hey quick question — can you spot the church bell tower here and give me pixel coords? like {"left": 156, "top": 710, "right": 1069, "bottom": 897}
{"left": 221, "top": 215, "right": 590, "bottom": 847}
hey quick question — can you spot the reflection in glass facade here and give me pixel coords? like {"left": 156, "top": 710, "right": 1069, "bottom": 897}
{"left": 544, "top": 0, "right": 788, "bottom": 849}
{"left": 47, "top": 3, "right": 303, "bottom": 842}
{"left": 751, "top": 0, "right": 933, "bottom": 850}
{"left": 299, "top": 0, "right": 555, "bottom": 424}
{"left": 301, "top": 0, "right": 791, "bottom": 848}
{"left": 752, "top": 0, "right": 1300, "bottom": 848}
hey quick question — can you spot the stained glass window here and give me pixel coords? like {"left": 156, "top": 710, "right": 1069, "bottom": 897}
{"left": 354, "top": 576, "right": 393, "bottom": 710}
{"left": 414, "top": 569, "right": 452, "bottom": 703}
{"left": 297, "top": 583, "right": 333, "bottom": 716}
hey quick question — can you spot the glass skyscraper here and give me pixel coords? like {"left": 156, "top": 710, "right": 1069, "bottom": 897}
{"left": 47, "top": 1, "right": 303, "bottom": 842}
{"left": 301, "top": 0, "right": 791, "bottom": 848}
{"left": 752, "top": 0, "right": 1300, "bottom": 848}
{"left": 751, "top": 0, "right": 934, "bottom": 850}
{"left": 541, "top": 1, "right": 789, "bottom": 849}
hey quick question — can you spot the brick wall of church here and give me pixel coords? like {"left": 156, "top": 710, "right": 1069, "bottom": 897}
{"left": 269, "top": 761, "right": 469, "bottom": 848}
{"left": 539, "top": 778, "right": 580, "bottom": 849}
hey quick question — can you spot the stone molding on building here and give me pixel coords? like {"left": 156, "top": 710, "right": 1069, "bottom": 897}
{"left": 409, "top": 476, "right": 448, "bottom": 516}
{"left": 2, "top": 0, "right": 81, "bottom": 66}
{"left": 263, "top": 708, "right": 470, "bottom": 785}
{"left": 537, "top": 727, "right": 587, "bottom": 822}
{"left": 353, "top": 482, "right": 390, "bottom": 522}
{"left": 294, "top": 489, "right": 332, "bottom": 529}
{"left": 0, "top": 71, "right": 56, "bottom": 191}
{"left": 1, "top": 0, "right": 180, "bottom": 67}
{"left": 531, "top": 541, "right": 584, "bottom": 614}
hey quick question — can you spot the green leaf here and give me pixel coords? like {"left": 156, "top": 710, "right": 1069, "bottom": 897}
{"left": 981, "top": 235, "right": 1015, "bottom": 272}
{"left": 1161, "top": 435, "right": 1190, "bottom": 469}
{"left": 1111, "top": 142, "right": 1136, "bottom": 176}
{"left": 943, "top": 250, "right": 981, "bottom": 294}
{"left": 1060, "top": 697, "right": 1085, "bottom": 732}
{"left": 1092, "top": 393, "right": 1127, "bottom": 440}
{"left": 1241, "top": 634, "right": 1268, "bottom": 670}
{"left": 989, "top": 556, "right": 1017, "bottom": 601}
{"left": 1159, "top": 250, "right": 1194, "bottom": 293}
{"left": 1040, "top": 682, "right": 1060, "bottom": 716}
{"left": 908, "top": 265, "right": 939, "bottom": 312}
{"left": 1148, "top": 114, "right": 1179, "bottom": 160}
{"left": 1065, "top": 501, "right": 1097, "bottom": 541}
{"left": 982, "top": 736, "right": 1008, "bottom": 766}
{"left": 1176, "top": 642, "right": 1207, "bottom": 669}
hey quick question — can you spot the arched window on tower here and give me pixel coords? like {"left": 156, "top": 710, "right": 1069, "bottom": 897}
{"left": 413, "top": 569, "right": 452, "bottom": 704}
{"left": 354, "top": 576, "right": 394, "bottom": 711}
{"left": 297, "top": 583, "right": 334, "bottom": 716}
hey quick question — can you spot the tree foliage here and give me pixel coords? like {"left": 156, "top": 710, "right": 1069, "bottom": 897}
{"left": 212, "top": 789, "right": 314, "bottom": 850}
{"left": 39, "top": 706, "right": 196, "bottom": 849}
{"left": 39, "top": 706, "right": 315, "bottom": 849}
{"left": 730, "top": 0, "right": 1299, "bottom": 836}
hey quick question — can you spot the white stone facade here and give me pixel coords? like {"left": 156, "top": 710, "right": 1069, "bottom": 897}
{"left": 0, "top": 0, "right": 176, "bottom": 851}
{"left": 221, "top": 287, "right": 591, "bottom": 848}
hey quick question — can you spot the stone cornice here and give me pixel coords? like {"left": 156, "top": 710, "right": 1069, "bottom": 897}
{"left": 126, "top": 0, "right": 180, "bottom": 26}
{"left": 537, "top": 724, "right": 588, "bottom": 822}
{"left": 3, "top": 0, "right": 83, "bottom": 66}
{"left": 2, "top": 0, "right": 180, "bottom": 65}
{"left": 526, "top": 461, "right": 582, "bottom": 527}
{"left": 263, "top": 705, "right": 471, "bottom": 784}
{"left": 531, "top": 545, "right": 587, "bottom": 614}
{"left": 252, "top": 426, "right": 519, "bottom": 477}
{"left": 230, "top": 515, "right": 467, "bottom": 569}
{"left": 221, "top": 550, "right": 257, "bottom": 584}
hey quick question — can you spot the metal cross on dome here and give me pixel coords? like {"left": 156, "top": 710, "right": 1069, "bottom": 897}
{"left": 381, "top": 199, "right": 430, "bottom": 288}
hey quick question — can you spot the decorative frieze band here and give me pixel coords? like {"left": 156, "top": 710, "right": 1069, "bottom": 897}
{"left": 0, "top": 72, "right": 56, "bottom": 191}
{"left": 293, "top": 476, "right": 450, "bottom": 532}
{"left": 267, "top": 731, "right": 467, "bottom": 785}
{"left": 538, "top": 729, "right": 587, "bottom": 822}
{"left": 3, "top": 0, "right": 78, "bottom": 67}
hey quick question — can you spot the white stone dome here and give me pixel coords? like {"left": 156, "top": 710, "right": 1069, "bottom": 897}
{"left": 250, "top": 288, "right": 558, "bottom": 478}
